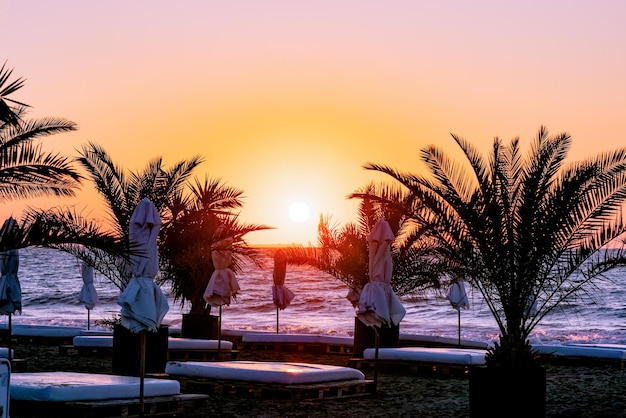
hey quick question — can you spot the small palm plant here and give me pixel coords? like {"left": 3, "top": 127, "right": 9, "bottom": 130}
{"left": 158, "top": 176, "right": 271, "bottom": 316}
{"left": 320, "top": 182, "right": 445, "bottom": 301}
{"left": 362, "top": 126, "right": 626, "bottom": 368}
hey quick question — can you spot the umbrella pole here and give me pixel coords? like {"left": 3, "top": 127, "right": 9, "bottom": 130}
{"left": 457, "top": 310, "right": 461, "bottom": 347}
{"left": 217, "top": 305, "right": 222, "bottom": 359}
{"left": 373, "top": 326, "right": 379, "bottom": 394}
{"left": 7, "top": 314, "right": 11, "bottom": 361}
{"left": 139, "top": 330, "right": 146, "bottom": 417}
{"left": 87, "top": 309, "right": 91, "bottom": 330}
{"left": 276, "top": 308, "right": 279, "bottom": 334}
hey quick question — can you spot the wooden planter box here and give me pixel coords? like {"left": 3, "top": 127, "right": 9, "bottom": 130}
{"left": 352, "top": 317, "right": 399, "bottom": 358}
{"left": 112, "top": 324, "right": 169, "bottom": 376}
{"left": 469, "top": 366, "right": 546, "bottom": 418}
{"left": 181, "top": 314, "right": 219, "bottom": 340}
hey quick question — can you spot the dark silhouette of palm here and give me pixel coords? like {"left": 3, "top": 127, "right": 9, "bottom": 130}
{"left": 0, "top": 61, "right": 28, "bottom": 129}
{"left": 0, "top": 109, "right": 80, "bottom": 201}
{"left": 159, "top": 176, "right": 271, "bottom": 315}
{"left": 75, "top": 142, "right": 203, "bottom": 288}
{"left": 361, "top": 126, "right": 626, "bottom": 367}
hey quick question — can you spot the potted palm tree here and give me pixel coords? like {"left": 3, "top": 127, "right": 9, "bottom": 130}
{"left": 158, "top": 177, "right": 270, "bottom": 339}
{"left": 315, "top": 190, "right": 446, "bottom": 356}
{"left": 358, "top": 127, "right": 626, "bottom": 417}
{"left": 74, "top": 143, "right": 203, "bottom": 374}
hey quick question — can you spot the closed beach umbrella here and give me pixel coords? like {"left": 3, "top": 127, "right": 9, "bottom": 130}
{"left": 447, "top": 280, "right": 469, "bottom": 346}
{"left": 0, "top": 217, "right": 20, "bottom": 360}
{"left": 118, "top": 199, "right": 169, "bottom": 332}
{"left": 357, "top": 219, "right": 406, "bottom": 328}
{"left": 0, "top": 218, "right": 21, "bottom": 317}
{"left": 203, "top": 231, "right": 238, "bottom": 355}
{"left": 78, "top": 261, "right": 99, "bottom": 329}
{"left": 117, "top": 198, "right": 169, "bottom": 415}
{"left": 203, "top": 236, "right": 238, "bottom": 307}
{"left": 357, "top": 218, "right": 406, "bottom": 390}
{"left": 272, "top": 251, "right": 295, "bottom": 333}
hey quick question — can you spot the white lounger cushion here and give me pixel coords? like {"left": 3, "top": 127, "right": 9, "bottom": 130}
{"left": 565, "top": 343, "right": 626, "bottom": 350}
{"left": 168, "top": 338, "right": 232, "bottom": 350}
{"left": 534, "top": 344, "right": 626, "bottom": 360}
{"left": 73, "top": 335, "right": 113, "bottom": 348}
{"left": 72, "top": 335, "right": 232, "bottom": 350}
{"left": 165, "top": 361, "right": 365, "bottom": 385}
{"left": 9, "top": 325, "right": 83, "bottom": 338}
{"left": 363, "top": 347, "right": 487, "bottom": 365}
{"left": 241, "top": 333, "right": 353, "bottom": 346}
{"left": 11, "top": 372, "right": 180, "bottom": 402}
{"left": 399, "top": 334, "right": 489, "bottom": 349}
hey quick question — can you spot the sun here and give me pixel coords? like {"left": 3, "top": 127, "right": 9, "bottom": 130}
{"left": 288, "top": 202, "right": 310, "bottom": 222}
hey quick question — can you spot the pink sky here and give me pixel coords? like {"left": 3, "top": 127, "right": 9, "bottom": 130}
{"left": 1, "top": 1, "right": 625, "bottom": 244}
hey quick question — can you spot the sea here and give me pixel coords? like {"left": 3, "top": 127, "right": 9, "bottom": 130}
{"left": 8, "top": 247, "right": 626, "bottom": 346}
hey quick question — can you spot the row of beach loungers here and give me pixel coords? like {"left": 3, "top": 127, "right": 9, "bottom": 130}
{"left": 1, "top": 325, "right": 625, "bottom": 417}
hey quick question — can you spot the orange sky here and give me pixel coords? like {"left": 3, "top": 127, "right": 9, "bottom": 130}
{"left": 1, "top": 1, "right": 625, "bottom": 244}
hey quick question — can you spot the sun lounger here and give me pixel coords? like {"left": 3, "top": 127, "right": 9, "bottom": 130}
{"left": 79, "top": 329, "right": 113, "bottom": 336}
{"left": 363, "top": 347, "right": 487, "bottom": 365}
{"left": 168, "top": 337, "right": 236, "bottom": 360}
{"left": 60, "top": 335, "right": 235, "bottom": 359}
{"left": 10, "top": 371, "right": 207, "bottom": 417}
{"left": 4, "top": 325, "right": 83, "bottom": 345}
{"left": 240, "top": 333, "right": 354, "bottom": 354}
{"left": 0, "top": 358, "right": 9, "bottom": 418}
{"left": 533, "top": 344, "right": 626, "bottom": 367}
{"left": 165, "top": 360, "right": 373, "bottom": 399}
{"left": 564, "top": 342, "right": 626, "bottom": 350}
{"left": 351, "top": 347, "right": 487, "bottom": 375}
{"left": 399, "top": 333, "right": 489, "bottom": 349}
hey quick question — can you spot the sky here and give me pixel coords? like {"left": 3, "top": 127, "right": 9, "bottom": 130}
{"left": 1, "top": 1, "right": 625, "bottom": 245}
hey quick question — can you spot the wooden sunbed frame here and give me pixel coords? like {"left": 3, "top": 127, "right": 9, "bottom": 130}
{"left": 10, "top": 393, "right": 208, "bottom": 417}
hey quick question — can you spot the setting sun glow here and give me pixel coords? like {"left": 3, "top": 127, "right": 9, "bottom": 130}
{"left": 288, "top": 202, "right": 310, "bottom": 223}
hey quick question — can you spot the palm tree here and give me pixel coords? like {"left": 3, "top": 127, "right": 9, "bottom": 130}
{"left": 0, "top": 79, "right": 124, "bottom": 253}
{"left": 320, "top": 182, "right": 445, "bottom": 300}
{"left": 0, "top": 61, "right": 28, "bottom": 129}
{"left": 75, "top": 142, "right": 203, "bottom": 288}
{"left": 361, "top": 126, "right": 626, "bottom": 368}
{"left": 0, "top": 106, "right": 81, "bottom": 201}
{"left": 159, "top": 176, "right": 272, "bottom": 316}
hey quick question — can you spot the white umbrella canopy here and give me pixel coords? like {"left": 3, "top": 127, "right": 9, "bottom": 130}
{"left": 357, "top": 219, "right": 406, "bottom": 328}
{"left": 118, "top": 198, "right": 169, "bottom": 333}
{"left": 78, "top": 261, "right": 99, "bottom": 330}
{"left": 0, "top": 217, "right": 21, "bottom": 361}
{"left": 271, "top": 253, "right": 295, "bottom": 334}
{"left": 447, "top": 280, "right": 469, "bottom": 346}
{"left": 0, "top": 217, "right": 21, "bottom": 316}
{"left": 447, "top": 280, "right": 470, "bottom": 311}
{"left": 203, "top": 232, "right": 238, "bottom": 355}
{"left": 203, "top": 235, "right": 239, "bottom": 307}
{"left": 272, "top": 252, "right": 295, "bottom": 311}
{"left": 78, "top": 261, "right": 99, "bottom": 310}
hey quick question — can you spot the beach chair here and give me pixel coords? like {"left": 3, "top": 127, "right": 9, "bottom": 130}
{"left": 0, "top": 358, "right": 9, "bottom": 418}
{"left": 165, "top": 360, "right": 374, "bottom": 399}
{"left": 10, "top": 371, "right": 207, "bottom": 417}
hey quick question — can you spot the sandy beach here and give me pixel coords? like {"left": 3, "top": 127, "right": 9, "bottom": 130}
{"left": 10, "top": 337, "right": 625, "bottom": 418}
